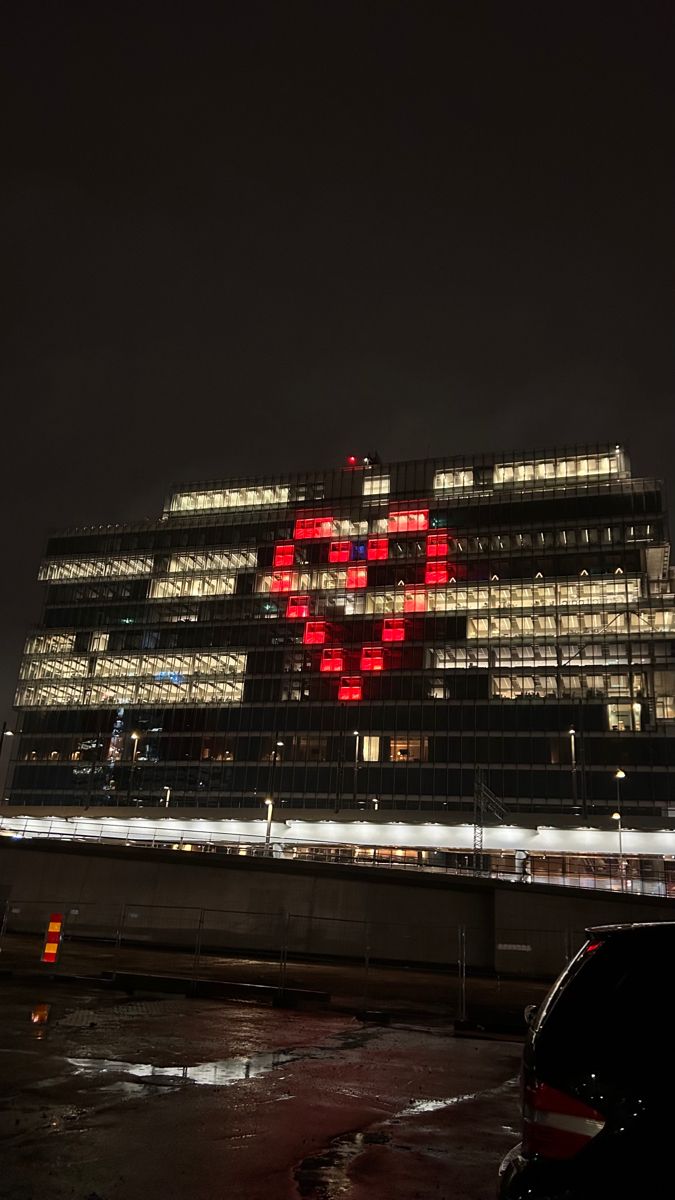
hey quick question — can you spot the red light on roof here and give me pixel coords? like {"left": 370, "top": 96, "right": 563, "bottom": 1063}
{"left": 294, "top": 516, "right": 336, "bottom": 539}
{"left": 286, "top": 595, "right": 310, "bottom": 619}
{"left": 360, "top": 645, "right": 384, "bottom": 671}
{"left": 388, "top": 509, "right": 429, "bottom": 534}
{"left": 382, "top": 617, "right": 405, "bottom": 642}
{"left": 347, "top": 455, "right": 357, "bottom": 465}
{"left": 426, "top": 533, "right": 448, "bottom": 558}
{"left": 338, "top": 675, "right": 363, "bottom": 701}
{"left": 320, "top": 648, "right": 344, "bottom": 672}
{"left": 425, "top": 562, "right": 449, "bottom": 586}
{"left": 404, "top": 588, "right": 427, "bottom": 613}
{"left": 270, "top": 571, "right": 294, "bottom": 593}
{"left": 346, "top": 565, "right": 367, "bottom": 588}
{"left": 329, "top": 540, "right": 351, "bottom": 563}
{"left": 303, "top": 621, "right": 326, "bottom": 645}
{"left": 367, "top": 537, "right": 388, "bottom": 561}
{"left": 273, "top": 542, "right": 295, "bottom": 567}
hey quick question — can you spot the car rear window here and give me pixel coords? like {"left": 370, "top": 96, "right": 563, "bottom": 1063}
{"left": 534, "top": 931, "right": 675, "bottom": 1087}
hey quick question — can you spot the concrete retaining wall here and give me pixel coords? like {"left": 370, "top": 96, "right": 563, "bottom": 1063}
{"left": 1, "top": 839, "right": 673, "bottom": 976}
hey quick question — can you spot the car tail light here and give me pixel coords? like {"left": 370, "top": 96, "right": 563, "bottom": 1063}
{"left": 523, "top": 1080, "right": 605, "bottom": 1160}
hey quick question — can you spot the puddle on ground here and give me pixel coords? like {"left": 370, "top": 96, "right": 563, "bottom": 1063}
{"left": 64, "top": 1024, "right": 384, "bottom": 1091}
{"left": 66, "top": 1049, "right": 295, "bottom": 1087}
{"left": 293, "top": 1076, "right": 520, "bottom": 1197}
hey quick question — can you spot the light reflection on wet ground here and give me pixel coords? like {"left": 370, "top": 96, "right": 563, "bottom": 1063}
{"left": 0, "top": 979, "right": 523, "bottom": 1199}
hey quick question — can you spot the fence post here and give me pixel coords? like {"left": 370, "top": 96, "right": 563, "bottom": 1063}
{"left": 457, "top": 925, "right": 467, "bottom": 1023}
{"left": 0, "top": 898, "right": 8, "bottom": 950}
{"left": 362, "top": 920, "right": 370, "bottom": 1013}
{"left": 193, "top": 908, "right": 205, "bottom": 979}
{"left": 278, "top": 911, "right": 289, "bottom": 997}
{"left": 113, "top": 903, "right": 126, "bottom": 973}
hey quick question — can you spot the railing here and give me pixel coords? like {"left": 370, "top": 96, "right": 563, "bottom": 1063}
{"left": 1, "top": 814, "right": 673, "bottom": 897}
{"left": 0, "top": 896, "right": 591, "bottom": 1019}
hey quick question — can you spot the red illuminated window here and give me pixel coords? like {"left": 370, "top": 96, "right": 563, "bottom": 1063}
{"left": 303, "top": 621, "right": 326, "bottom": 645}
{"left": 387, "top": 509, "right": 429, "bottom": 534}
{"left": 426, "top": 533, "right": 448, "bottom": 558}
{"left": 329, "top": 540, "right": 351, "bottom": 563}
{"left": 367, "top": 537, "right": 388, "bottom": 561}
{"left": 270, "top": 571, "right": 294, "bottom": 593}
{"left": 404, "top": 588, "right": 427, "bottom": 613}
{"left": 346, "top": 565, "right": 367, "bottom": 589}
{"left": 382, "top": 617, "right": 405, "bottom": 642}
{"left": 360, "top": 645, "right": 384, "bottom": 671}
{"left": 425, "top": 562, "right": 449, "bottom": 586}
{"left": 320, "top": 647, "right": 344, "bottom": 672}
{"left": 294, "top": 516, "right": 336, "bottom": 539}
{"left": 273, "top": 542, "right": 295, "bottom": 567}
{"left": 286, "top": 594, "right": 310, "bottom": 618}
{"left": 338, "top": 675, "right": 363, "bottom": 701}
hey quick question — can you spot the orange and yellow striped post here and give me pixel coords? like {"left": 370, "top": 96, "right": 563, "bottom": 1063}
{"left": 41, "top": 913, "right": 64, "bottom": 965}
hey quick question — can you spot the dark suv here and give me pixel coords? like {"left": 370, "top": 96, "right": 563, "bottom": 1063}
{"left": 499, "top": 922, "right": 675, "bottom": 1199}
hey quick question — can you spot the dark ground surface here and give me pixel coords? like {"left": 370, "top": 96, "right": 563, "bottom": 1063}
{"left": 0, "top": 932, "right": 551, "bottom": 1029}
{"left": 0, "top": 976, "right": 523, "bottom": 1200}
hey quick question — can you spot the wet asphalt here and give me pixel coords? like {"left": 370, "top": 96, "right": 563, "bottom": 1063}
{"left": 0, "top": 978, "right": 522, "bottom": 1199}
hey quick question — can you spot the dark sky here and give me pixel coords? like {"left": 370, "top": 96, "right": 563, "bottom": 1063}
{"left": 2, "top": 1, "right": 674, "bottom": 732}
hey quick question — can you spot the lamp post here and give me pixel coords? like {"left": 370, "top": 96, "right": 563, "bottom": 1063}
{"left": 264, "top": 797, "right": 274, "bottom": 852}
{"left": 0, "top": 721, "right": 14, "bottom": 757}
{"left": 612, "top": 769, "right": 626, "bottom": 891}
{"left": 131, "top": 732, "right": 141, "bottom": 762}
{"left": 162, "top": 786, "right": 171, "bottom": 808}
{"left": 353, "top": 730, "right": 360, "bottom": 804}
{"left": 0, "top": 721, "right": 14, "bottom": 799}
{"left": 569, "top": 726, "right": 578, "bottom": 809}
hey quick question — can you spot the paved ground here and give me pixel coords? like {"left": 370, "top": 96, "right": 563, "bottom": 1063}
{"left": 0, "top": 977, "right": 523, "bottom": 1199}
{"left": 0, "top": 932, "right": 551, "bottom": 1027}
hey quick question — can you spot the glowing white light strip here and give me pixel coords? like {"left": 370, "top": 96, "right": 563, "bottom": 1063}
{"left": 1, "top": 814, "right": 673, "bottom": 858}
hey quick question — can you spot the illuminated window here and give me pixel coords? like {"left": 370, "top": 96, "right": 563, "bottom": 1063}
{"left": 274, "top": 543, "right": 295, "bottom": 568}
{"left": 329, "top": 540, "right": 351, "bottom": 563}
{"left": 363, "top": 474, "right": 390, "bottom": 496}
{"left": 346, "top": 565, "right": 368, "bottom": 588}
{"left": 389, "top": 736, "right": 426, "bottom": 762}
{"left": 404, "top": 588, "right": 427, "bottom": 613}
{"left": 351, "top": 542, "right": 367, "bottom": 560}
{"left": 362, "top": 735, "right": 380, "bottom": 761}
{"left": 425, "top": 562, "right": 449, "bottom": 586}
{"left": 382, "top": 617, "right": 405, "bottom": 641}
{"left": 367, "top": 537, "right": 388, "bottom": 560}
{"left": 388, "top": 510, "right": 429, "bottom": 534}
{"left": 39, "top": 556, "right": 154, "bottom": 583}
{"left": 426, "top": 533, "right": 448, "bottom": 558}
{"left": 433, "top": 468, "right": 474, "bottom": 491}
{"left": 287, "top": 595, "right": 310, "bottom": 619}
{"left": 321, "top": 648, "right": 345, "bottom": 672}
{"left": 169, "top": 484, "right": 290, "bottom": 513}
{"left": 338, "top": 675, "right": 363, "bottom": 701}
{"left": 294, "top": 516, "right": 336, "bottom": 539}
{"left": 360, "top": 645, "right": 384, "bottom": 671}
{"left": 303, "top": 621, "right": 326, "bottom": 645}
{"left": 270, "top": 571, "right": 294, "bottom": 593}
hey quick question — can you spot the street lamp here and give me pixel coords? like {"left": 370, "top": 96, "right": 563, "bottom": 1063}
{"left": 353, "top": 730, "right": 360, "bottom": 804}
{"left": 0, "top": 721, "right": 14, "bottom": 757}
{"left": 612, "top": 769, "right": 626, "bottom": 891}
{"left": 162, "top": 786, "right": 172, "bottom": 807}
{"left": 264, "top": 797, "right": 274, "bottom": 852}
{"left": 131, "top": 732, "right": 141, "bottom": 762}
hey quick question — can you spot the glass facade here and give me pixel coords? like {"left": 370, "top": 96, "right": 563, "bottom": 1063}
{"left": 7, "top": 444, "right": 675, "bottom": 821}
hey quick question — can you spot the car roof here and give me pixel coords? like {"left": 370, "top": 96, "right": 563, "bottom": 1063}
{"left": 587, "top": 921, "right": 675, "bottom": 936}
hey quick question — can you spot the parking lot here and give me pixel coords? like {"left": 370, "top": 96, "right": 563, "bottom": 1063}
{"left": 0, "top": 976, "right": 522, "bottom": 1199}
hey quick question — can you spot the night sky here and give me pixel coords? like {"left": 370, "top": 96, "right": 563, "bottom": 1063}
{"left": 2, "top": 2, "right": 674, "bottom": 739}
